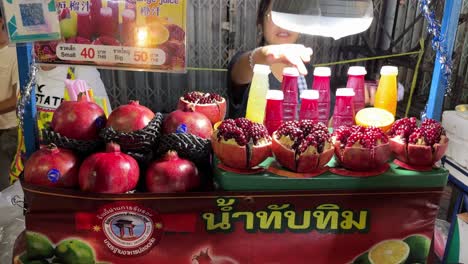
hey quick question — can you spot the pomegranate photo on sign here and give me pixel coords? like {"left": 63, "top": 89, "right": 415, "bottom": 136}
{"left": 388, "top": 118, "right": 448, "bottom": 168}
{"left": 332, "top": 125, "right": 391, "bottom": 171}
{"left": 177, "top": 91, "right": 226, "bottom": 125}
{"left": 193, "top": 249, "right": 239, "bottom": 264}
{"left": 211, "top": 118, "right": 271, "bottom": 170}
{"left": 272, "top": 120, "right": 334, "bottom": 173}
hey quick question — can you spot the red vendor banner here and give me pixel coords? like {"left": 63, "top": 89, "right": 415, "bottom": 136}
{"left": 14, "top": 184, "right": 443, "bottom": 264}
{"left": 34, "top": 0, "right": 186, "bottom": 72}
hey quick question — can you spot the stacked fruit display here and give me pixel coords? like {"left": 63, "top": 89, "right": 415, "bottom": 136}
{"left": 212, "top": 114, "right": 449, "bottom": 174}
{"left": 25, "top": 91, "right": 222, "bottom": 194}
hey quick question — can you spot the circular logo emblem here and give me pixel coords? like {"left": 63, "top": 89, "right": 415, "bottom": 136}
{"left": 97, "top": 202, "right": 163, "bottom": 256}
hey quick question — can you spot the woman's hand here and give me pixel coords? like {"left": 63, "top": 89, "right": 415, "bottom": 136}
{"left": 253, "top": 44, "right": 313, "bottom": 75}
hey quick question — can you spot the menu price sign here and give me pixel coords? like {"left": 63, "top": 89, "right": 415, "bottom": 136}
{"left": 57, "top": 44, "right": 166, "bottom": 65}
{"left": 34, "top": 0, "right": 186, "bottom": 72}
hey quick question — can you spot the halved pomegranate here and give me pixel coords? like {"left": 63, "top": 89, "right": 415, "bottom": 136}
{"left": 333, "top": 125, "right": 390, "bottom": 171}
{"left": 272, "top": 120, "right": 334, "bottom": 173}
{"left": 177, "top": 91, "right": 226, "bottom": 125}
{"left": 211, "top": 118, "right": 271, "bottom": 169}
{"left": 388, "top": 117, "right": 448, "bottom": 167}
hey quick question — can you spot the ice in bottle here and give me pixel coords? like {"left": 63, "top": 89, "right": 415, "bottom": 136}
{"left": 374, "top": 66, "right": 398, "bottom": 116}
{"left": 312, "top": 67, "right": 331, "bottom": 126}
{"left": 264, "top": 90, "right": 284, "bottom": 135}
{"left": 332, "top": 88, "right": 356, "bottom": 130}
{"left": 346, "top": 66, "right": 367, "bottom": 113}
{"left": 245, "top": 64, "right": 271, "bottom": 124}
{"left": 281, "top": 67, "right": 299, "bottom": 121}
{"left": 299, "top": 90, "right": 319, "bottom": 121}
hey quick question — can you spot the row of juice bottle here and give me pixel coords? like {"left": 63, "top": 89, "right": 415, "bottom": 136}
{"left": 245, "top": 64, "right": 399, "bottom": 134}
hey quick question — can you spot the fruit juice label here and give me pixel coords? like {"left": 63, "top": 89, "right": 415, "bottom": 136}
{"left": 374, "top": 66, "right": 398, "bottom": 116}
{"left": 347, "top": 66, "right": 367, "bottom": 113}
{"left": 312, "top": 67, "right": 331, "bottom": 125}
{"left": 245, "top": 64, "right": 271, "bottom": 124}
{"left": 14, "top": 188, "right": 441, "bottom": 264}
{"left": 333, "top": 88, "right": 355, "bottom": 130}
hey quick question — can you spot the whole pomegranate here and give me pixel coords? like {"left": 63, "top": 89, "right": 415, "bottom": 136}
{"left": 388, "top": 118, "right": 448, "bottom": 167}
{"left": 79, "top": 143, "right": 139, "bottom": 193}
{"left": 163, "top": 109, "right": 213, "bottom": 139}
{"left": 177, "top": 91, "right": 226, "bottom": 125}
{"left": 51, "top": 96, "right": 106, "bottom": 140}
{"left": 146, "top": 151, "right": 200, "bottom": 193}
{"left": 333, "top": 125, "right": 390, "bottom": 171}
{"left": 272, "top": 120, "right": 334, "bottom": 173}
{"left": 212, "top": 118, "right": 271, "bottom": 169}
{"left": 106, "top": 101, "right": 155, "bottom": 133}
{"left": 24, "top": 144, "right": 80, "bottom": 188}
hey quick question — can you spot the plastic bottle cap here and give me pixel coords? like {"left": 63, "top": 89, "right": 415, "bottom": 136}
{"left": 313, "top": 67, "right": 331, "bottom": 77}
{"left": 380, "top": 66, "right": 398, "bottom": 75}
{"left": 336, "top": 88, "right": 355, "bottom": 96}
{"left": 282, "top": 67, "right": 299, "bottom": 77}
{"left": 266, "top": 90, "right": 284, "bottom": 100}
{"left": 348, "top": 66, "right": 367, "bottom": 76}
{"left": 300, "top": 89, "right": 319, "bottom": 99}
{"left": 253, "top": 64, "right": 272, "bottom": 74}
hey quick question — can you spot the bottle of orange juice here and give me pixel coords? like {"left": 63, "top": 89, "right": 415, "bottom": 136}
{"left": 374, "top": 66, "right": 398, "bottom": 116}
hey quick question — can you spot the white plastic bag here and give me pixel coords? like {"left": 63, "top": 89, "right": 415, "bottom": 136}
{"left": 0, "top": 181, "right": 25, "bottom": 264}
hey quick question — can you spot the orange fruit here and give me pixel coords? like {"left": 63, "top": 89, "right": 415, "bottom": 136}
{"left": 355, "top": 107, "right": 395, "bottom": 132}
{"left": 148, "top": 22, "right": 170, "bottom": 46}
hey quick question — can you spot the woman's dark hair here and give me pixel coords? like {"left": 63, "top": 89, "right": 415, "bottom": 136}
{"left": 256, "top": 0, "right": 271, "bottom": 46}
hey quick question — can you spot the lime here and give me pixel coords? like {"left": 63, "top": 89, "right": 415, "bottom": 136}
{"left": 368, "top": 240, "right": 410, "bottom": 264}
{"left": 352, "top": 251, "right": 371, "bottom": 264}
{"left": 26, "top": 232, "right": 55, "bottom": 260}
{"left": 355, "top": 107, "right": 395, "bottom": 132}
{"left": 403, "top": 235, "right": 431, "bottom": 263}
{"left": 55, "top": 239, "right": 95, "bottom": 264}
{"left": 15, "top": 252, "right": 50, "bottom": 264}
